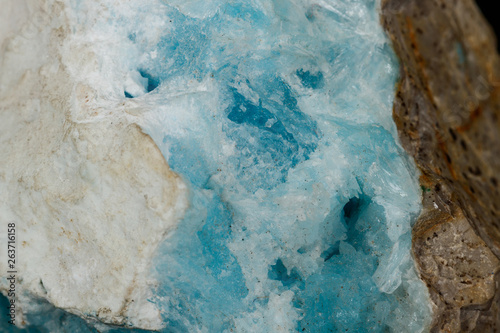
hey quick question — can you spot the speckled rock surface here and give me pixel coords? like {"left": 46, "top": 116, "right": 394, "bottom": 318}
{"left": 413, "top": 195, "right": 499, "bottom": 332}
{"left": 381, "top": 0, "right": 500, "bottom": 331}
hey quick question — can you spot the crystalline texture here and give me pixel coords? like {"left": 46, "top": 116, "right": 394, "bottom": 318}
{"left": 1, "top": 0, "right": 433, "bottom": 332}
{"left": 133, "top": 0, "right": 431, "bottom": 331}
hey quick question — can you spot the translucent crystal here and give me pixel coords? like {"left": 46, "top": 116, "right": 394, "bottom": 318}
{"left": 1, "top": 0, "right": 433, "bottom": 332}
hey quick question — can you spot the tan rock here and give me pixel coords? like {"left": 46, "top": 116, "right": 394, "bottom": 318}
{"left": 381, "top": 0, "right": 500, "bottom": 330}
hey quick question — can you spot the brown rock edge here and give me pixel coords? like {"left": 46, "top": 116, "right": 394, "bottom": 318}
{"left": 380, "top": 0, "right": 500, "bottom": 331}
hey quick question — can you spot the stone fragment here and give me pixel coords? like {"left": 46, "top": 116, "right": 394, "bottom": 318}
{"left": 381, "top": 0, "right": 500, "bottom": 330}
{"left": 0, "top": 1, "right": 188, "bottom": 329}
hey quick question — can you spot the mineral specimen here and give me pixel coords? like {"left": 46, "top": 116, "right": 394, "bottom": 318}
{"left": 1, "top": 0, "right": 434, "bottom": 332}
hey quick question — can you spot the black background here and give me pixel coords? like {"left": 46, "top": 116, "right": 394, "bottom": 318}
{"left": 475, "top": 0, "right": 499, "bottom": 51}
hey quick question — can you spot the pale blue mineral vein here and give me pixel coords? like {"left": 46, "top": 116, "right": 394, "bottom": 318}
{"left": 2, "top": 0, "right": 433, "bottom": 332}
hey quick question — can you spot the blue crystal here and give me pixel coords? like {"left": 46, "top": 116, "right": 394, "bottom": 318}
{"left": 140, "top": 1, "right": 431, "bottom": 331}
{"left": 3, "top": 0, "right": 433, "bottom": 332}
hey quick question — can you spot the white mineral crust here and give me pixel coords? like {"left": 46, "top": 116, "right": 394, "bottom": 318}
{"left": 0, "top": 0, "right": 188, "bottom": 329}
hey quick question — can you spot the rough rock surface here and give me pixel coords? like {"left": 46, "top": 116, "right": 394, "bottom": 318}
{"left": 0, "top": 1, "right": 188, "bottom": 329}
{"left": 381, "top": 0, "right": 500, "bottom": 331}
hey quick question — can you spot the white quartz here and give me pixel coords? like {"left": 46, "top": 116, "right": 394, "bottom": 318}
{"left": 0, "top": 0, "right": 188, "bottom": 329}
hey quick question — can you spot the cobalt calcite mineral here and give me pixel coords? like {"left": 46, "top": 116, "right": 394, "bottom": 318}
{"left": 0, "top": 0, "right": 463, "bottom": 332}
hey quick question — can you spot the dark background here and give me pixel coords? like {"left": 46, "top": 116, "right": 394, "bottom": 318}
{"left": 475, "top": 0, "right": 499, "bottom": 51}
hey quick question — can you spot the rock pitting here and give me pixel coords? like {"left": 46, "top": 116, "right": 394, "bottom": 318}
{"left": 381, "top": 0, "right": 500, "bottom": 330}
